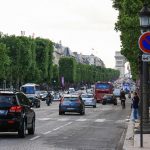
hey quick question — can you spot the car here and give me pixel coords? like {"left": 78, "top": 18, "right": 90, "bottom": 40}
{"left": 81, "top": 93, "right": 96, "bottom": 108}
{"left": 28, "top": 97, "right": 40, "bottom": 108}
{"left": 59, "top": 94, "right": 85, "bottom": 115}
{"left": 102, "top": 94, "right": 117, "bottom": 105}
{"left": 39, "top": 91, "right": 48, "bottom": 101}
{"left": 53, "top": 93, "right": 61, "bottom": 101}
{"left": 113, "top": 88, "right": 121, "bottom": 97}
{"left": 68, "top": 88, "right": 75, "bottom": 94}
{"left": 0, "top": 90, "right": 35, "bottom": 138}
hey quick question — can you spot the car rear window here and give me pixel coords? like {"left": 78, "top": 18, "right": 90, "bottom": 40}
{"left": 0, "top": 95, "right": 17, "bottom": 107}
{"left": 64, "top": 97, "right": 78, "bottom": 101}
{"left": 81, "top": 95, "right": 93, "bottom": 98}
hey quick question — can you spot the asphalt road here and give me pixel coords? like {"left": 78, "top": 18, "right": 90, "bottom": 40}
{"left": 0, "top": 97, "right": 131, "bottom": 150}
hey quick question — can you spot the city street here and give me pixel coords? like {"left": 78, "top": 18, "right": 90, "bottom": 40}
{"left": 0, "top": 98, "right": 131, "bottom": 150}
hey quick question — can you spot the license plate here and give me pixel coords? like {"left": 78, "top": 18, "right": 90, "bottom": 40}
{"left": 0, "top": 110, "right": 8, "bottom": 115}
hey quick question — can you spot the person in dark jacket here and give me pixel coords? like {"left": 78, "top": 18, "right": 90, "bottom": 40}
{"left": 131, "top": 92, "right": 139, "bottom": 122}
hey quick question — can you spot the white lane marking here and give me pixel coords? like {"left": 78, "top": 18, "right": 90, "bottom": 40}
{"left": 95, "top": 119, "right": 106, "bottom": 122}
{"left": 30, "top": 136, "right": 40, "bottom": 141}
{"left": 76, "top": 118, "right": 87, "bottom": 122}
{"left": 37, "top": 118, "right": 52, "bottom": 121}
{"left": 53, "top": 122, "right": 72, "bottom": 131}
{"left": 43, "top": 131, "right": 52, "bottom": 135}
{"left": 43, "top": 122, "right": 72, "bottom": 135}
{"left": 115, "top": 120, "right": 125, "bottom": 123}
{"left": 57, "top": 118, "right": 70, "bottom": 121}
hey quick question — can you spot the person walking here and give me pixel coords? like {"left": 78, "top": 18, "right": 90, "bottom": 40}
{"left": 120, "top": 89, "right": 126, "bottom": 108}
{"left": 131, "top": 92, "right": 139, "bottom": 122}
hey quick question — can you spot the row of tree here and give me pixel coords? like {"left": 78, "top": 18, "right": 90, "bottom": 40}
{"left": 112, "top": 0, "right": 147, "bottom": 80}
{"left": 0, "top": 32, "right": 120, "bottom": 90}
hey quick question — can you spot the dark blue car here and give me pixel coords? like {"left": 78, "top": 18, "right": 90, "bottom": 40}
{"left": 59, "top": 94, "right": 85, "bottom": 115}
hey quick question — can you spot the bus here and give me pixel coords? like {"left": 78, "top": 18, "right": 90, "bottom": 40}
{"left": 20, "top": 83, "right": 41, "bottom": 98}
{"left": 94, "top": 82, "right": 114, "bottom": 103}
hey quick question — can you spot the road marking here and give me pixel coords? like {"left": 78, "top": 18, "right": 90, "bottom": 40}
{"left": 115, "top": 120, "right": 125, "bottom": 123}
{"left": 95, "top": 119, "right": 106, "bottom": 122}
{"left": 76, "top": 118, "right": 87, "bottom": 122}
{"left": 37, "top": 118, "right": 52, "bottom": 121}
{"left": 30, "top": 136, "right": 40, "bottom": 141}
{"left": 57, "top": 118, "right": 70, "bottom": 121}
{"left": 43, "top": 131, "right": 52, "bottom": 135}
{"left": 53, "top": 122, "right": 72, "bottom": 131}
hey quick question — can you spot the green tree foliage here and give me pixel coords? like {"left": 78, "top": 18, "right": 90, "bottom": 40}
{"left": 59, "top": 57, "right": 77, "bottom": 83}
{"left": 112, "top": 0, "right": 145, "bottom": 80}
{"left": 35, "top": 38, "right": 53, "bottom": 83}
{"left": 59, "top": 56, "right": 120, "bottom": 86}
{"left": 0, "top": 33, "right": 53, "bottom": 88}
{"left": 0, "top": 43, "right": 10, "bottom": 80}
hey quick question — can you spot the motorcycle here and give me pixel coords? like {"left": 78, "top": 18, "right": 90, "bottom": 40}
{"left": 46, "top": 98, "right": 51, "bottom": 106}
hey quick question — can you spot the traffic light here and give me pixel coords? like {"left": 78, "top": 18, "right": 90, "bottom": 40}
{"left": 138, "top": 54, "right": 142, "bottom": 73}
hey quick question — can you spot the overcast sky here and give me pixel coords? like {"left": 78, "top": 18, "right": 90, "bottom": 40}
{"left": 0, "top": 0, "right": 121, "bottom": 68}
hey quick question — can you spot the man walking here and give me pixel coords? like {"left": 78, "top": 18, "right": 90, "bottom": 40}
{"left": 131, "top": 92, "right": 139, "bottom": 122}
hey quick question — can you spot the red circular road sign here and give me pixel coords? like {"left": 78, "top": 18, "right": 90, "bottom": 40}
{"left": 139, "top": 32, "right": 150, "bottom": 53}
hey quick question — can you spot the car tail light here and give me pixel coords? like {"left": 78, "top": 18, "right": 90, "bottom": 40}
{"left": 8, "top": 120, "right": 15, "bottom": 124}
{"left": 9, "top": 106, "right": 23, "bottom": 113}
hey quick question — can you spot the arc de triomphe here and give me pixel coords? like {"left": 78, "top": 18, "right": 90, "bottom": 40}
{"left": 114, "top": 51, "right": 126, "bottom": 78}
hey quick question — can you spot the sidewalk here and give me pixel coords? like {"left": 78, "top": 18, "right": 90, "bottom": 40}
{"left": 123, "top": 119, "right": 150, "bottom": 149}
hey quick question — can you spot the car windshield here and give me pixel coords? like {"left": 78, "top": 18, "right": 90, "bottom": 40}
{"left": 96, "top": 83, "right": 110, "bottom": 89}
{"left": 0, "top": 95, "right": 17, "bottom": 106}
{"left": 81, "top": 95, "right": 93, "bottom": 98}
{"left": 64, "top": 97, "right": 78, "bottom": 101}
{"left": 21, "top": 86, "right": 35, "bottom": 94}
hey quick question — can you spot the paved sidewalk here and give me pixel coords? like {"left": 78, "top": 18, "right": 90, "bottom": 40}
{"left": 123, "top": 120, "right": 150, "bottom": 149}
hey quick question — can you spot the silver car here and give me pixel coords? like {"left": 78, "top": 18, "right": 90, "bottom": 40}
{"left": 81, "top": 93, "right": 96, "bottom": 108}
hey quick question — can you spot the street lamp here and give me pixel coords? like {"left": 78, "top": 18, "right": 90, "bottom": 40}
{"left": 139, "top": 4, "right": 150, "bottom": 33}
{"left": 139, "top": 3, "right": 150, "bottom": 147}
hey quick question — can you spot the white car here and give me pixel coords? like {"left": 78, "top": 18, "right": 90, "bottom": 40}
{"left": 81, "top": 93, "right": 96, "bottom": 108}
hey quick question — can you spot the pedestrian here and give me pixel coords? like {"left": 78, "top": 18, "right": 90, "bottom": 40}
{"left": 131, "top": 92, "right": 139, "bottom": 122}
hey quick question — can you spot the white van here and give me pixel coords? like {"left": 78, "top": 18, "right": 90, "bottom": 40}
{"left": 20, "top": 83, "right": 41, "bottom": 98}
{"left": 113, "top": 88, "right": 121, "bottom": 97}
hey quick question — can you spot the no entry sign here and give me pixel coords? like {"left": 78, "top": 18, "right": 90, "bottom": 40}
{"left": 139, "top": 32, "right": 150, "bottom": 54}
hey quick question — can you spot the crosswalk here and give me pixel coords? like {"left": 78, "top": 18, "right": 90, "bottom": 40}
{"left": 36, "top": 117, "right": 127, "bottom": 124}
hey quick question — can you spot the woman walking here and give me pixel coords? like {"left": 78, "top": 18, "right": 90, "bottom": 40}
{"left": 131, "top": 92, "right": 140, "bottom": 122}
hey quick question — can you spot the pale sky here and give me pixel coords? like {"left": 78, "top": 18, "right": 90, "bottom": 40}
{"left": 0, "top": 0, "right": 121, "bottom": 68}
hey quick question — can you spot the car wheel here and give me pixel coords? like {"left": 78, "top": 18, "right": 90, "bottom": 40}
{"left": 114, "top": 102, "right": 117, "bottom": 105}
{"left": 93, "top": 105, "right": 96, "bottom": 108}
{"left": 28, "top": 118, "right": 35, "bottom": 135}
{"left": 18, "top": 119, "right": 26, "bottom": 138}
{"left": 102, "top": 102, "right": 106, "bottom": 105}
{"left": 59, "top": 111, "right": 64, "bottom": 115}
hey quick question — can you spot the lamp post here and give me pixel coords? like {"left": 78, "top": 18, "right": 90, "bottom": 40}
{"left": 139, "top": 3, "right": 150, "bottom": 147}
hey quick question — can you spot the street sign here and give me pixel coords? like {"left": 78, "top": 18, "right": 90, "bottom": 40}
{"left": 142, "top": 54, "right": 150, "bottom": 62}
{"left": 139, "top": 32, "right": 150, "bottom": 53}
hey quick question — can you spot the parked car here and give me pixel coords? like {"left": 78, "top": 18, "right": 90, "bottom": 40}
{"left": 0, "top": 91, "right": 35, "bottom": 138}
{"left": 102, "top": 94, "right": 117, "bottom": 105}
{"left": 28, "top": 97, "right": 40, "bottom": 108}
{"left": 59, "top": 94, "right": 85, "bottom": 115}
{"left": 81, "top": 93, "right": 96, "bottom": 108}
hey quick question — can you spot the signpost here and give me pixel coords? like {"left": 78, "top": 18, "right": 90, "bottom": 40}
{"left": 142, "top": 54, "right": 150, "bottom": 62}
{"left": 139, "top": 32, "right": 150, "bottom": 54}
{"left": 138, "top": 31, "right": 150, "bottom": 147}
